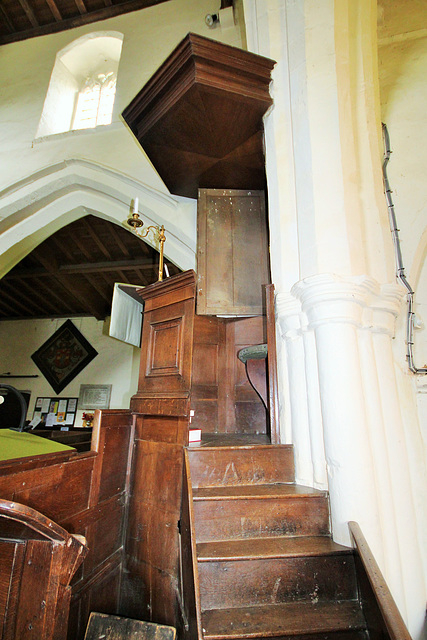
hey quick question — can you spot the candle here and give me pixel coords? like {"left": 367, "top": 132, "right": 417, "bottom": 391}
{"left": 133, "top": 197, "right": 139, "bottom": 213}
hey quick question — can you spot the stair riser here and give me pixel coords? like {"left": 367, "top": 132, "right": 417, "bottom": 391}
{"left": 199, "top": 554, "right": 357, "bottom": 610}
{"left": 188, "top": 446, "right": 294, "bottom": 488}
{"left": 201, "top": 600, "right": 367, "bottom": 640}
{"left": 193, "top": 497, "right": 330, "bottom": 542}
{"left": 203, "top": 633, "right": 368, "bottom": 640}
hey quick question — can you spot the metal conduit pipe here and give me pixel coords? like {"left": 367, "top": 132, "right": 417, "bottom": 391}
{"left": 382, "top": 123, "right": 427, "bottom": 374}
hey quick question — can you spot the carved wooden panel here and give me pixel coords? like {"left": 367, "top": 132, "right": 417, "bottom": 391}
{"left": 190, "top": 316, "right": 267, "bottom": 435}
{"left": 138, "top": 301, "right": 192, "bottom": 395}
{"left": 122, "top": 415, "right": 189, "bottom": 627}
{"left": 197, "top": 189, "right": 270, "bottom": 316}
{"left": 147, "top": 317, "right": 184, "bottom": 377}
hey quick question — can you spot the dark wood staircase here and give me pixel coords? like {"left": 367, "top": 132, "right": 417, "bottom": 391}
{"left": 184, "top": 441, "right": 369, "bottom": 640}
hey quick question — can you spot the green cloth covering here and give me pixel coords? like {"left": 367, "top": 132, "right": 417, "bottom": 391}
{"left": 0, "top": 430, "right": 75, "bottom": 462}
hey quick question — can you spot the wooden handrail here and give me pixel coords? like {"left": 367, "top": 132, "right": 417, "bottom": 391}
{"left": 181, "top": 450, "right": 203, "bottom": 640}
{"left": 349, "top": 521, "right": 412, "bottom": 640}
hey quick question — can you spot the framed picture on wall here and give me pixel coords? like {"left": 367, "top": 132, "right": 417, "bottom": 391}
{"left": 31, "top": 320, "right": 98, "bottom": 394}
{"left": 78, "top": 384, "right": 112, "bottom": 410}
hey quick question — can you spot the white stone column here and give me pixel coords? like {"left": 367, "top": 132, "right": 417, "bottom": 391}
{"left": 371, "top": 286, "right": 427, "bottom": 628}
{"left": 285, "top": 273, "right": 427, "bottom": 633}
{"left": 276, "top": 293, "right": 327, "bottom": 488}
{"left": 293, "top": 275, "right": 383, "bottom": 547}
{"left": 243, "top": 0, "right": 427, "bottom": 634}
{"left": 302, "top": 325, "right": 328, "bottom": 489}
{"left": 276, "top": 294, "right": 315, "bottom": 487}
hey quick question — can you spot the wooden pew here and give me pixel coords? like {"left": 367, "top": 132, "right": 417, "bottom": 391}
{"left": 0, "top": 409, "right": 133, "bottom": 640}
{"left": 0, "top": 498, "right": 87, "bottom": 640}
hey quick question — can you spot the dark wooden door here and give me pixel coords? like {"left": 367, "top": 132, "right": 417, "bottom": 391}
{"left": 197, "top": 189, "right": 270, "bottom": 316}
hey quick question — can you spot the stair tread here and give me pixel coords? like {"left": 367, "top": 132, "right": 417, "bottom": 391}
{"left": 193, "top": 483, "right": 327, "bottom": 501}
{"left": 190, "top": 433, "right": 273, "bottom": 447}
{"left": 189, "top": 444, "right": 294, "bottom": 452}
{"left": 197, "top": 536, "right": 352, "bottom": 561}
{"left": 202, "top": 601, "right": 366, "bottom": 639}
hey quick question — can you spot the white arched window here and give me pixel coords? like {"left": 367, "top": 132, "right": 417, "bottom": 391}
{"left": 73, "top": 71, "right": 117, "bottom": 129}
{"left": 36, "top": 32, "right": 123, "bottom": 139}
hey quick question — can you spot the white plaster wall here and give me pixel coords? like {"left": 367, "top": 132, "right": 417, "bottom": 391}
{"left": 378, "top": 1, "right": 427, "bottom": 371}
{"left": 0, "top": 2, "right": 244, "bottom": 439}
{"left": 0, "top": 316, "right": 140, "bottom": 425}
{"left": 36, "top": 58, "right": 78, "bottom": 138}
{"left": 0, "top": 0, "right": 244, "bottom": 275}
{"left": 378, "top": 1, "right": 427, "bottom": 580}
{"left": 0, "top": 0, "right": 243, "bottom": 198}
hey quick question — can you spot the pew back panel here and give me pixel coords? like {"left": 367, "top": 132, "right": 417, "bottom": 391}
{"left": 0, "top": 499, "right": 88, "bottom": 640}
{"left": 0, "top": 409, "right": 133, "bottom": 640}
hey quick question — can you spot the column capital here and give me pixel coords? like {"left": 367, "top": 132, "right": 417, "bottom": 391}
{"left": 276, "top": 292, "right": 302, "bottom": 340}
{"left": 283, "top": 273, "right": 405, "bottom": 335}
{"left": 292, "top": 273, "right": 378, "bottom": 328}
{"left": 371, "top": 283, "right": 405, "bottom": 335}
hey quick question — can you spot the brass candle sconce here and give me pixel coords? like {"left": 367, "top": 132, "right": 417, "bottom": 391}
{"left": 126, "top": 199, "right": 166, "bottom": 282}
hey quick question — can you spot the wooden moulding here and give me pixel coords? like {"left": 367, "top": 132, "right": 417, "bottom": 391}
{"left": 122, "top": 33, "right": 275, "bottom": 139}
{"left": 349, "top": 521, "right": 412, "bottom": 640}
{"left": 122, "top": 33, "right": 276, "bottom": 198}
{"left": 179, "top": 451, "right": 202, "bottom": 640}
{"left": 265, "top": 283, "right": 280, "bottom": 444}
{"left": 137, "top": 270, "right": 197, "bottom": 313}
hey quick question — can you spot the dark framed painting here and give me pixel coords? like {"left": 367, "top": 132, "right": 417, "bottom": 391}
{"left": 31, "top": 320, "right": 98, "bottom": 394}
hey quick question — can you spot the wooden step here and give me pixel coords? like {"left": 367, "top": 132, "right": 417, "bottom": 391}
{"left": 197, "top": 536, "right": 350, "bottom": 561}
{"left": 201, "top": 601, "right": 367, "bottom": 639}
{"left": 197, "top": 537, "right": 356, "bottom": 612}
{"left": 198, "top": 553, "right": 357, "bottom": 610}
{"left": 193, "top": 484, "right": 330, "bottom": 542}
{"left": 188, "top": 445, "right": 295, "bottom": 488}
{"left": 84, "top": 613, "right": 176, "bottom": 640}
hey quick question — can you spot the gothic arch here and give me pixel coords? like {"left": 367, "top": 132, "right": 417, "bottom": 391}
{"left": 0, "top": 160, "right": 196, "bottom": 279}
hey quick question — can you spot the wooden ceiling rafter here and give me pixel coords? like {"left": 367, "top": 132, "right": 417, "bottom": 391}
{"left": 15, "top": 278, "right": 59, "bottom": 315}
{"left": 0, "top": 286, "right": 33, "bottom": 315}
{"left": 32, "top": 244, "right": 59, "bottom": 274}
{"left": 17, "top": 0, "right": 39, "bottom": 27}
{"left": 81, "top": 217, "right": 112, "bottom": 260}
{"left": 73, "top": 0, "right": 87, "bottom": 15}
{"left": 57, "top": 273, "right": 106, "bottom": 319}
{"left": 32, "top": 276, "right": 77, "bottom": 314}
{"left": 99, "top": 271, "right": 115, "bottom": 289}
{"left": 83, "top": 273, "right": 111, "bottom": 304}
{"left": 108, "top": 224, "right": 132, "bottom": 258}
{"left": 0, "top": 302, "right": 15, "bottom": 316}
{"left": 0, "top": 214, "right": 180, "bottom": 321}
{"left": 0, "top": 0, "right": 170, "bottom": 45}
{"left": 69, "top": 232, "right": 94, "bottom": 262}
{"left": 0, "top": 1, "right": 15, "bottom": 31}
{"left": 61, "top": 257, "right": 159, "bottom": 275}
{"left": 117, "top": 270, "right": 130, "bottom": 284}
{"left": 44, "top": 0, "right": 62, "bottom": 22}
{"left": 50, "top": 235, "right": 75, "bottom": 263}
{"left": 4, "top": 257, "right": 160, "bottom": 280}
